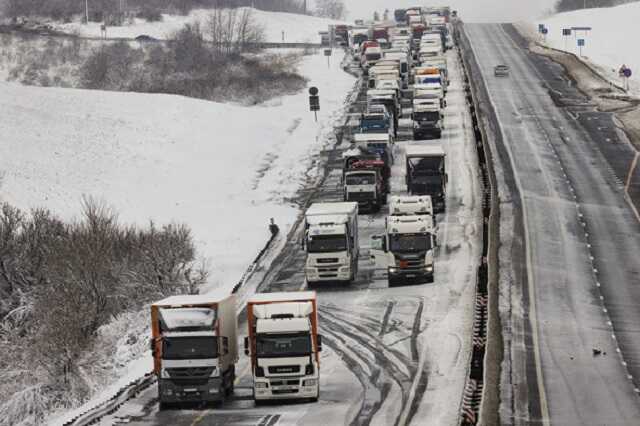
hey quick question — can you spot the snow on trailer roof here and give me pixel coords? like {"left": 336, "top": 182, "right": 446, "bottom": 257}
{"left": 306, "top": 214, "right": 349, "bottom": 226}
{"left": 306, "top": 202, "right": 358, "bottom": 216}
{"left": 404, "top": 144, "right": 446, "bottom": 157}
{"left": 152, "top": 289, "right": 233, "bottom": 307}
{"left": 249, "top": 291, "right": 317, "bottom": 304}
{"left": 353, "top": 133, "right": 391, "bottom": 143}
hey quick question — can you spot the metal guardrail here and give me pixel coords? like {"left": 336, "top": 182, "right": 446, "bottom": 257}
{"left": 61, "top": 373, "right": 156, "bottom": 426}
{"left": 455, "top": 22, "right": 500, "bottom": 426}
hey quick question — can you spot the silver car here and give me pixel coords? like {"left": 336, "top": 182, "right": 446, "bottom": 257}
{"left": 494, "top": 64, "right": 510, "bottom": 77}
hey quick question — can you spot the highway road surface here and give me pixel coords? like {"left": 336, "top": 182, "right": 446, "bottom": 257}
{"left": 96, "top": 44, "right": 482, "bottom": 426}
{"left": 463, "top": 23, "right": 640, "bottom": 425}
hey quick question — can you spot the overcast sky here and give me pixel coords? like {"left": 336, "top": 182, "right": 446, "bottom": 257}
{"left": 337, "top": 0, "right": 557, "bottom": 23}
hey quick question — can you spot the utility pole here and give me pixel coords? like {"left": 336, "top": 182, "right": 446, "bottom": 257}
{"left": 85, "top": 0, "right": 89, "bottom": 23}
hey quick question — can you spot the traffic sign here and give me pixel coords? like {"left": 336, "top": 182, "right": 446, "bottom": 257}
{"left": 324, "top": 49, "right": 332, "bottom": 56}
{"left": 571, "top": 26, "right": 592, "bottom": 31}
{"left": 541, "top": 28, "right": 548, "bottom": 35}
{"left": 538, "top": 24, "right": 545, "bottom": 33}
{"left": 562, "top": 28, "right": 571, "bottom": 36}
{"left": 624, "top": 68, "right": 632, "bottom": 78}
{"left": 577, "top": 39, "right": 585, "bottom": 47}
{"left": 309, "top": 87, "right": 319, "bottom": 96}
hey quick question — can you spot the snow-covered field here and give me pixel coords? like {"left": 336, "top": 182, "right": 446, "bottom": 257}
{"left": 0, "top": 49, "right": 355, "bottom": 295}
{"left": 0, "top": 47, "right": 354, "bottom": 426}
{"left": 55, "top": 7, "right": 343, "bottom": 44}
{"left": 536, "top": 2, "right": 639, "bottom": 95}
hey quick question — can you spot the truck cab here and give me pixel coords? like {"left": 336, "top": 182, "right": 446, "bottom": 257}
{"left": 151, "top": 293, "right": 238, "bottom": 408}
{"left": 370, "top": 215, "right": 436, "bottom": 286}
{"left": 245, "top": 292, "right": 322, "bottom": 403}
{"left": 412, "top": 104, "right": 444, "bottom": 140}
{"left": 359, "top": 105, "right": 394, "bottom": 136}
{"left": 303, "top": 203, "right": 359, "bottom": 284}
{"left": 405, "top": 144, "right": 447, "bottom": 212}
{"left": 343, "top": 157, "right": 389, "bottom": 212}
{"left": 361, "top": 46, "right": 383, "bottom": 71}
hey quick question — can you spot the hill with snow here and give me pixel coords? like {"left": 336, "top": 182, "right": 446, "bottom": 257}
{"left": 0, "top": 49, "right": 355, "bottom": 296}
{"left": 536, "top": 2, "right": 639, "bottom": 95}
{"left": 55, "top": 7, "right": 343, "bottom": 43}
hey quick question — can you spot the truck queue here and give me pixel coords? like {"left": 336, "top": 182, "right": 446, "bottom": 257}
{"left": 149, "top": 4, "right": 456, "bottom": 409}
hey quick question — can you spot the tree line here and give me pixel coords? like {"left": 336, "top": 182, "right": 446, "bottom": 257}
{"left": 1, "top": 0, "right": 308, "bottom": 21}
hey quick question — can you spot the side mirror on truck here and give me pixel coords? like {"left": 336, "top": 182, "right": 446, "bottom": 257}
{"left": 244, "top": 336, "right": 249, "bottom": 356}
{"left": 222, "top": 336, "right": 229, "bottom": 355}
{"left": 149, "top": 338, "right": 157, "bottom": 357}
{"left": 317, "top": 334, "right": 323, "bottom": 352}
{"left": 370, "top": 235, "right": 387, "bottom": 252}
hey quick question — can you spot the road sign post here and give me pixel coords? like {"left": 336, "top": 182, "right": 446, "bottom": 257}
{"left": 577, "top": 38, "right": 585, "bottom": 56}
{"left": 324, "top": 48, "right": 332, "bottom": 68}
{"left": 309, "top": 87, "right": 320, "bottom": 122}
{"left": 562, "top": 28, "right": 571, "bottom": 51}
{"left": 619, "top": 66, "right": 632, "bottom": 92}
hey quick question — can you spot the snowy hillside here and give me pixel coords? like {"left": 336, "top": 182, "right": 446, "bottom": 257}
{"left": 0, "top": 49, "right": 355, "bottom": 296}
{"left": 55, "top": 7, "right": 343, "bottom": 43}
{"left": 537, "top": 2, "right": 639, "bottom": 94}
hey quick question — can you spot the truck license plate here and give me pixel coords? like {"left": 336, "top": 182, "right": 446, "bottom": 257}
{"left": 406, "top": 274, "right": 415, "bottom": 278}
{"left": 184, "top": 388, "right": 198, "bottom": 392}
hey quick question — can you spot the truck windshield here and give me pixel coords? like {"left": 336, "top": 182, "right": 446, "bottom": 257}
{"left": 346, "top": 173, "right": 376, "bottom": 185}
{"left": 408, "top": 157, "right": 444, "bottom": 174}
{"left": 363, "top": 114, "right": 386, "bottom": 122}
{"left": 414, "top": 111, "right": 440, "bottom": 122}
{"left": 162, "top": 336, "right": 218, "bottom": 360}
{"left": 307, "top": 234, "right": 347, "bottom": 253}
{"left": 256, "top": 333, "right": 312, "bottom": 357}
{"left": 366, "top": 53, "right": 381, "bottom": 61}
{"left": 389, "top": 233, "right": 432, "bottom": 252}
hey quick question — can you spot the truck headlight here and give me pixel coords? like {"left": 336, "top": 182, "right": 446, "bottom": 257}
{"left": 160, "top": 369, "right": 170, "bottom": 379}
{"left": 209, "top": 367, "right": 218, "bottom": 377}
{"left": 303, "top": 379, "right": 318, "bottom": 387}
{"left": 339, "top": 267, "right": 350, "bottom": 272}
{"left": 255, "top": 382, "right": 268, "bottom": 389}
{"left": 305, "top": 268, "right": 316, "bottom": 274}
{"left": 389, "top": 267, "right": 397, "bottom": 273}
{"left": 425, "top": 266, "right": 433, "bottom": 273}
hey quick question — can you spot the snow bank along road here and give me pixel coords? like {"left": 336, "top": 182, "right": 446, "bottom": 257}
{"left": 462, "top": 23, "right": 640, "bottom": 424}
{"left": 93, "top": 30, "right": 483, "bottom": 426}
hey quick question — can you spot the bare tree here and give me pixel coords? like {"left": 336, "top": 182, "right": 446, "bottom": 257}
{"left": 314, "top": 0, "right": 346, "bottom": 20}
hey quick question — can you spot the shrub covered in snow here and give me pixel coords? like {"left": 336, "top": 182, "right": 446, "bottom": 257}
{"left": 0, "top": 198, "right": 205, "bottom": 425}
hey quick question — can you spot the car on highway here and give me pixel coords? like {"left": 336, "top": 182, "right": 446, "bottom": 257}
{"left": 494, "top": 64, "right": 510, "bottom": 77}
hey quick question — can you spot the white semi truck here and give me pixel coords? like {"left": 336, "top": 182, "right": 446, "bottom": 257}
{"left": 244, "top": 292, "right": 322, "bottom": 402}
{"left": 150, "top": 292, "right": 238, "bottom": 408}
{"left": 370, "top": 215, "right": 436, "bottom": 286}
{"left": 303, "top": 202, "right": 359, "bottom": 285}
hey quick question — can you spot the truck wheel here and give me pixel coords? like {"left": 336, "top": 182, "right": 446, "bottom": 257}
{"left": 388, "top": 276, "right": 396, "bottom": 287}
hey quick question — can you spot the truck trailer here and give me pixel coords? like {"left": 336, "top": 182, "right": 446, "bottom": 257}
{"left": 405, "top": 144, "right": 447, "bottom": 212}
{"left": 244, "top": 292, "right": 322, "bottom": 402}
{"left": 150, "top": 292, "right": 238, "bottom": 408}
